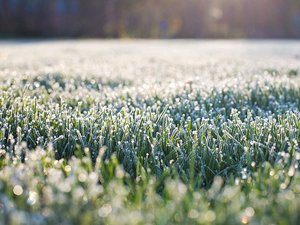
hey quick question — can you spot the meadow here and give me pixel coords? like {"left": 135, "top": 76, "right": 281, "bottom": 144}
{"left": 0, "top": 40, "right": 300, "bottom": 225}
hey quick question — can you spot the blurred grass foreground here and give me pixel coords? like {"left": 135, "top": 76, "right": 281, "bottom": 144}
{"left": 1, "top": 0, "right": 300, "bottom": 38}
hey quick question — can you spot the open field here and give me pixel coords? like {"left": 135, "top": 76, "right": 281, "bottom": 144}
{"left": 0, "top": 40, "right": 300, "bottom": 225}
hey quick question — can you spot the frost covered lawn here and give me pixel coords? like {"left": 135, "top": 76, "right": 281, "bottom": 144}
{"left": 0, "top": 40, "right": 300, "bottom": 225}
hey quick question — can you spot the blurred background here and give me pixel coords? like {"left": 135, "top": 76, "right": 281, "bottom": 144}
{"left": 0, "top": 0, "right": 300, "bottom": 39}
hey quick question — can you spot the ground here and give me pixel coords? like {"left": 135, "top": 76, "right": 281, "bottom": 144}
{"left": 0, "top": 40, "right": 300, "bottom": 225}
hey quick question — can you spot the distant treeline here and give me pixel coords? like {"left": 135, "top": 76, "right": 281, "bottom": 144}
{"left": 1, "top": 0, "right": 300, "bottom": 38}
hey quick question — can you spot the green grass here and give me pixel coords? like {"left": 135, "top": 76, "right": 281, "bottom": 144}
{"left": 0, "top": 40, "right": 300, "bottom": 225}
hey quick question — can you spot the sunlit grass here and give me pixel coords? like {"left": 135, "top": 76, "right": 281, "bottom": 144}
{"left": 0, "top": 40, "right": 300, "bottom": 225}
